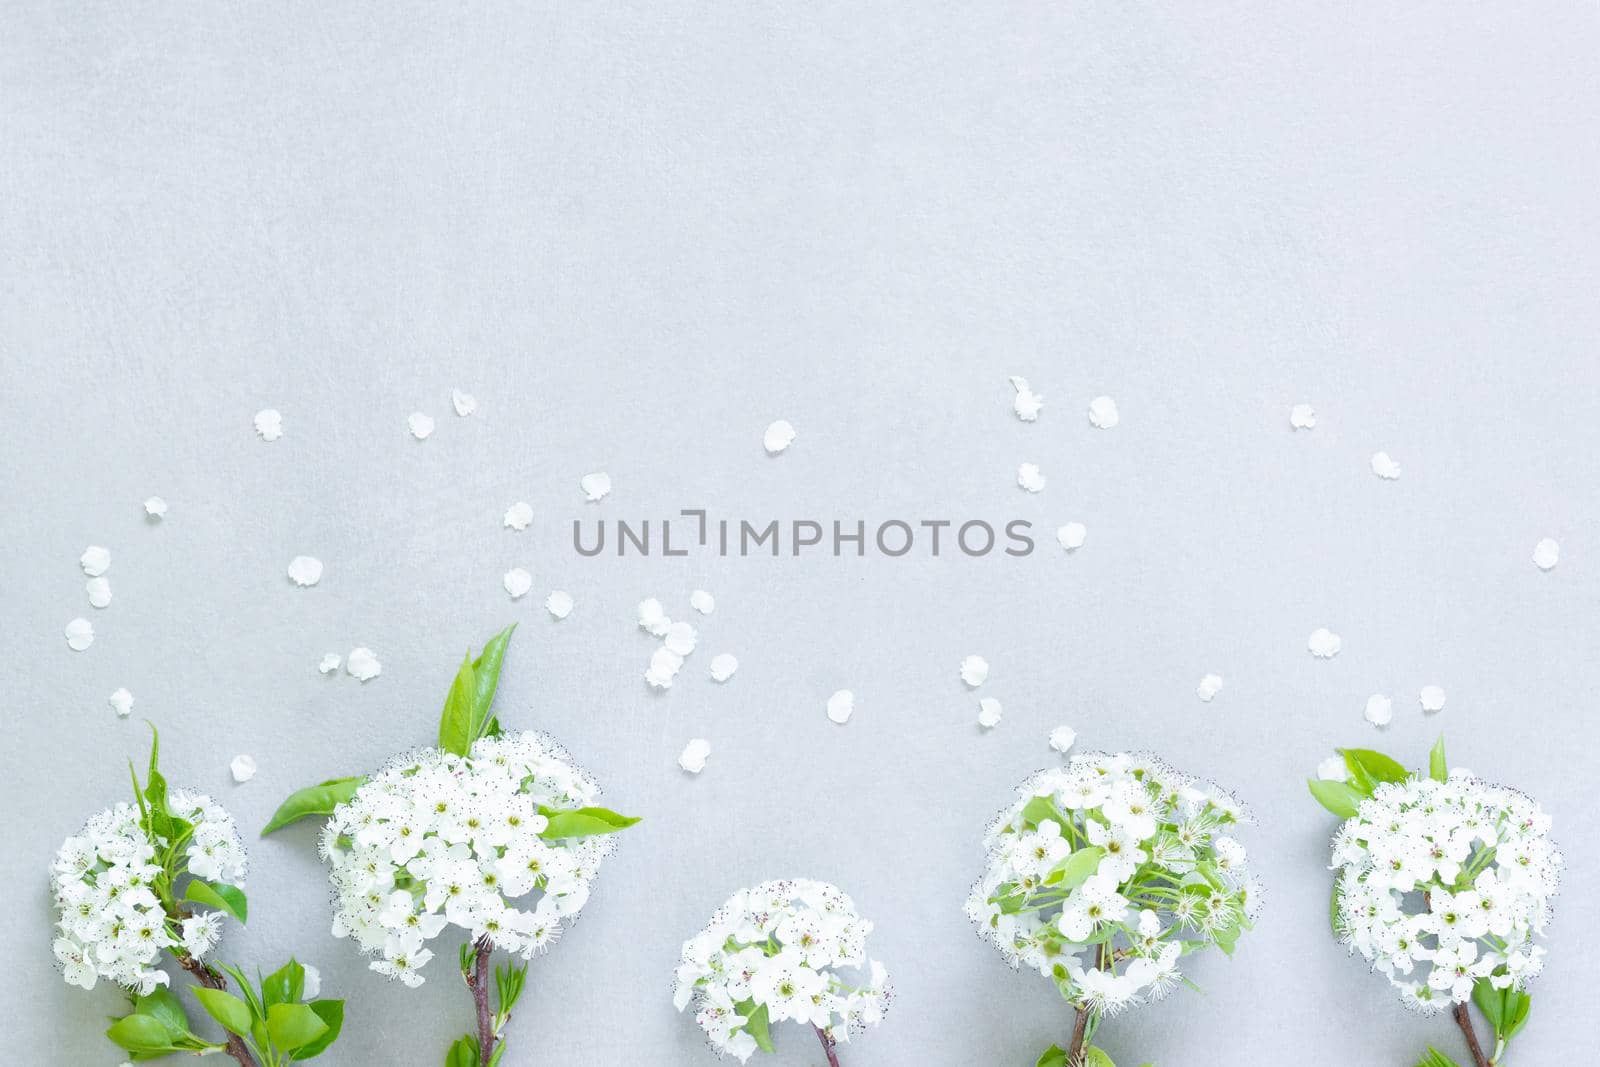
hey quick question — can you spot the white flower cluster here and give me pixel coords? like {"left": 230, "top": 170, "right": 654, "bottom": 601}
{"left": 51, "top": 791, "right": 246, "bottom": 994}
{"left": 968, "top": 753, "right": 1258, "bottom": 1017}
{"left": 674, "top": 879, "right": 890, "bottom": 1062}
{"left": 1331, "top": 774, "right": 1562, "bottom": 1011}
{"left": 322, "top": 731, "right": 613, "bottom": 987}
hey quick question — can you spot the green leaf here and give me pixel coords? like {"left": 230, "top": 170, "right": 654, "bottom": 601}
{"left": 539, "top": 806, "right": 641, "bottom": 839}
{"left": 219, "top": 963, "right": 264, "bottom": 1020}
{"left": 192, "top": 987, "right": 254, "bottom": 1038}
{"left": 470, "top": 623, "right": 518, "bottom": 736}
{"left": 1021, "top": 795, "right": 1071, "bottom": 834}
{"left": 1430, "top": 736, "right": 1448, "bottom": 783}
{"left": 265, "top": 1002, "right": 328, "bottom": 1051}
{"left": 261, "top": 776, "right": 367, "bottom": 835}
{"left": 1471, "top": 978, "right": 1503, "bottom": 1032}
{"left": 742, "top": 1002, "right": 774, "bottom": 1053}
{"left": 262, "top": 958, "right": 307, "bottom": 1009}
{"left": 1414, "top": 1047, "right": 1463, "bottom": 1067}
{"left": 1307, "top": 778, "right": 1363, "bottom": 819}
{"left": 144, "top": 723, "right": 170, "bottom": 817}
{"left": 445, "top": 1036, "right": 481, "bottom": 1067}
{"left": 131, "top": 987, "right": 192, "bottom": 1036}
{"left": 1085, "top": 1049, "right": 1118, "bottom": 1067}
{"left": 106, "top": 1012, "right": 181, "bottom": 1053}
{"left": 184, "top": 880, "right": 248, "bottom": 923}
{"left": 1035, "top": 1045, "right": 1068, "bottom": 1067}
{"left": 438, "top": 652, "right": 480, "bottom": 757}
{"left": 1339, "top": 748, "right": 1410, "bottom": 785}
{"left": 292, "top": 1000, "right": 345, "bottom": 1059}
{"left": 1046, "top": 847, "right": 1107, "bottom": 893}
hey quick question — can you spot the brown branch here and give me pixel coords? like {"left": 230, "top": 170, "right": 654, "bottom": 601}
{"left": 813, "top": 1024, "right": 842, "bottom": 1067}
{"left": 471, "top": 936, "right": 498, "bottom": 1064}
{"left": 1453, "top": 1002, "right": 1491, "bottom": 1067}
{"left": 1066, "top": 1004, "right": 1091, "bottom": 1066}
{"left": 178, "top": 955, "right": 261, "bottom": 1067}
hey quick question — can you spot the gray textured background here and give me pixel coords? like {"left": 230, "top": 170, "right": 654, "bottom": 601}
{"left": 3, "top": 3, "right": 1597, "bottom": 1065}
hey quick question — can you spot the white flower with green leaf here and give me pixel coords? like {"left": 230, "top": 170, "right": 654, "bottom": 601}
{"left": 674, "top": 879, "right": 890, "bottom": 1064}
{"left": 969, "top": 749, "right": 1257, "bottom": 1067}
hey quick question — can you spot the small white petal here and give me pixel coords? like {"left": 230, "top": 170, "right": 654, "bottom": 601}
{"left": 503, "top": 568, "right": 533, "bottom": 599}
{"left": 1308, "top": 628, "right": 1342, "bottom": 659}
{"left": 663, "top": 621, "right": 698, "bottom": 657}
{"left": 689, "top": 589, "right": 715, "bottom": 615}
{"left": 709, "top": 654, "right": 739, "bottom": 682}
{"left": 346, "top": 647, "right": 381, "bottom": 682}
{"left": 253, "top": 409, "right": 283, "bottom": 442}
{"left": 301, "top": 965, "right": 321, "bottom": 999}
{"left": 451, "top": 389, "right": 477, "bottom": 417}
{"left": 318, "top": 653, "right": 342, "bottom": 675}
{"left": 80, "top": 545, "right": 111, "bottom": 577}
{"left": 407, "top": 412, "right": 435, "bottom": 440}
{"left": 637, "top": 598, "right": 670, "bottom": 636}
{"left": 1017, "top": 463, "right": 1046, "bottom": 493}
{"left": 1532, "top": 538, "right": 1560, "bottom": 571}
{"left": 1364, "top": 693, "right": 1394, "bottom": 727}
{"left": 1056, "top": 523, "right": 1087, "bottom": 551}
{"left": 504, "top": 502, "right": 533, "bottom": 531}
{"left": 143, "top": 496, "right": 167, "bottom": 518}
{"left": 1420, "top": 685, "right": 1447, "bottom": 713}
{"left": 977, "top": 697, "right": 1003, "bottom": 729}
{"left": 826, "top": 689, "right": 854, "bottom": 724}
{"left": 1196, "top": 673, "right": 1224, "bottom": 702}
{"left": 646, "top": 647, "right": 685, "bottom": 689}
{"left": 86, "top": 576, "right": 113, "bottom": 609}
{"left": 65, "top": 617, "right": 94, "bottom": 651}
{"left": 287, "top": 556, "right": 323, "bottom": 587}
{"left": 678, "top": 738, "right": 711, "bottom": 774}
{"left": 1289, "top": 404, "right": 1317, "bottom": 430}
{"left": 545, "top": 590, "right": 574, "bottom": 619}
{"left": 1370, "top": 451, "right": 1402, "bottom": 480}
{"left": 1009, "top": 376, "right": 1044, "bottom": 422}
{"left": 959, "top": 655, "right": 989, "bottom": 687}
{"left": 229, "top": 755, "right": 257, "bottom": 783}
{"left": 580, "top": 471, "right": 612, "bottom": 502}
{"left": 1315, "top": 756, "right": 1349, "bottom": 782}
{"left": 1048, "top": 725, "right": 1077, "bottom": 754}
{"left": 108, "top": 688, "right": 135, "bottom": 717}
{"left": 763, "top": 420, "right": 797, "bottom": 454}
{"left": 1088, "top": 395, "right": 1119, "bottom": 429}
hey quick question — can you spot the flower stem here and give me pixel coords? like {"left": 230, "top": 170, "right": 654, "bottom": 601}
{"left": 469, "top": 936, "right": 499, "bottom": 1064}
{"left": 813, "top": 1024, "right": 842, "bottom": 1067}
{"left": 178, "top": 955, "right": 261, "bottom": 1067}
{"left": 1452, "top": 1002, "right": 1491, "bottom": 1067}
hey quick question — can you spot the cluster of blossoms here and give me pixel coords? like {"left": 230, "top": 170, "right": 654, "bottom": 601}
{"left": 673, "top": 879, "right": 891, "bottom": 1061}
{"left": 1330, "top": 774, "right": 1561, "bottom": 1011}
{"left": 51, "top": 791, "right": 246, "bottom": 994}
{"left": 322, "top": 731, "right": 614, "bottom": 987}
{"left": 968, "top": 752, "right": 1259, "bottom": 1016}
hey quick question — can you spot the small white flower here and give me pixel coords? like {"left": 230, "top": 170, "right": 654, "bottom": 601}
{"left": 318, "top": 653, "right": 342, "bottom": 675}
{"left": 1056, "top": 523, "right": 1087, "bottom": 551}
{"left": 504, "top": 502, "right": 533, "bottom": 531}
{"left": 763, "top": 420, "right": 797, "bottom": 454}
{"left": 545, "top": 591, "right": 574, "bottom": 619}
{"left": 346, "top": 647, "right": 381, "bottom": 682}
{"left": 1088, "top": 396, "right": 1119, "bottom": 429}
{"left": 80, "top": 545, "right": 111, "bottom": 577}
{"left": 709, "top": 654, "right": 739, "bottom": 683}
{"left": 960, "top": 655, "right": 989, "bottom": 687}
{"left": 1289, "top": 404, "right": 1317, "bottom": 430}
{"left": 108, "top": 688, "right": 135, "bottom": 717}
{"left": 1370, "top": 451, "right": 1402, "bottom": 480}
{"left": 1009, "top": 376, "right": 1044, "bottom": 421}
{"left": 1532, "top": 538, "right": 1560, "bottom": 571}
{"left": 1420, "top": 685, "right": 1447, "bottom": 713}
{"left": 503, "top": 568, "right": 533, "bottom": 600}
{"left": 689, "top": 590, "right": 715, "bottom": 615}
{"left": 977, "top": 698, "right": 1003, "bottom": 729}
{"left": 1017, "top": 463, "right": 1046, "bottom": 492}
{"left": 1196, "top": 673, "right": 1224, "bottom": 702}
{"left": 678, "top": 739, "right": 711, "bottom": 774}
{"left": 826, "top": 690, "right": 854, "bottom": 725}
{"left": 580, "top": 472, "right": 612, "bottom": 502}
{"left": 451, "top": 389, "right": 477, "bottom": 417}
{"left": 230, "top": 755, "right": 257, "bottom": 783}
{"left": 143, "top": 496, "right": 168, "bottom": 518}
{"left": 1048, "top": 726, "right": 1077, "bottom": 754}
{"left": 407, "top": 412, "right": 435, "bottom": 440}
{"left": 1308, "top": 628, "right": 1342, "bottom": 659}
{"left": 64, "top": 618, "right": 94, "bottom": 651}
{"left": 254, "top": 409, "right": 283, "bottom": 442}
{"left": 1363, "top": 694, "right": 1393, "bottom": 727}
{"left": 86, "top": 577, "right": 112, "bottom": 609}
{"left": 287, "top": 556, "right": 323, "bottom": 587}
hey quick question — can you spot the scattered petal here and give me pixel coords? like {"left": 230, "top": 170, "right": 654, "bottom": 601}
{"left": 143, "top": 496, "right": 167, "bottom": 519}
{"left": 1008, "top": 376, "right": 1044, "bottom": 421}
{"left": 1370, "top": 451, "right": 1401, "bottom": 480}
{"left": 287, "top": 556, "right": 323, "bottom": 587}
{"left": 710, "top": 654, "right": 739, "bottom": 682}
{"left": 637, "top": 598, "right": 671, "bottom": 636}
{"left": 318, "top": 653, "right": 342, "bottom": 675}
{"left": 826, "top": 689, "right": 855, "bottom": 724}
{"left": 1364, "top": 693, "right": 1394, "bottom": 727}
{"left": 504, "top": 502, "right": 533, "bottom": 531}
{"left": 1532, "top": 538, "right": 1560, "bottom": 571}
{"left": 1056, "top": 523, "right": 1087, "bottom": 551}
{"left": 1315, "top": 756, "right": 1348, "bottom": 782}
{"left": 65, "top": 617, "right": 94, "bottom": 651}
{"left": 689, "top": 589, "right": 716, "bottom": 615}
{"left": 407, "top": 412, "right": 435, "bottom": 440}
{"left": 80, "top": 545, "right": 111, "bottom": 577}
{"left": 1048, "top": 725, "right": 1077, "bottom": 754}
{"left": 763, "top": 420, "right": 797, "bottom": 455}
{"left": 664, "top": 621, "right": 698, "bottom": 657}
{"left": 451, "top": 389, "right": 477, "bottom": 417}
{"left": 1289, "top": 404, "right": 1317, "bottom": 430}
{"left": 346, "top": 647, "right": 381, "bottom": 682}
{"left": 86, "top": 576, "right": 112, "bottom": 609}
{"left": 302, "top": 966, "right": 321, "bottom": 999}
{"left": 977, "top": 697, "right": 1003, "bottom": 729}
{"left": 108, "top": 688, "right": 134, "bottom": 717}
{"left": 1420, "top": 685, "right": 1447, "bottom": 713}
{"left": 678, "top": 738, "right": 711, "bottom": 774}
{"left": 229, "top": 755, "right": 257, "bottom": 783}
{"left": 580, "top": 471, "right": 612, "bottom": 502}
{"left": 503, "top": 568, "right": 533, "bottom": 600}
{"left": 646, "top": 647, "right": 685, "bottom": 689}
{"left": 1088, "top": 395, "right": 1119, "bottom": 429}
{"left": 1308, "top": 628, "right": 1342, "bottom": 659}
{"left": 545, "top": 590, "right": 574, "bottom": 619}
{"left": 1017, "top": 463, "right": 1046, "bottom": 493}
{"left": 1196, "top": 673, "right": 1224, "bottom": 702}
{"left": 253, "top": 409, "right": 283, "bottom": 442}
{"left": 959, "top": 655, "right": 989, "bottom": 687}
